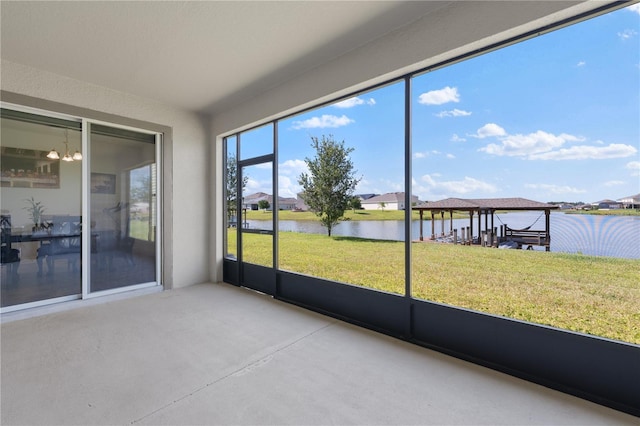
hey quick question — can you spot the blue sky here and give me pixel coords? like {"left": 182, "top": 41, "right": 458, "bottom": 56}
{"left": 240, "top": 5, "right": 639, "bottom": 204}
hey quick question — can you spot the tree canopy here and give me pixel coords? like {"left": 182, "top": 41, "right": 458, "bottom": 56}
{"left": 298, "top": 135, "right": 360, "bottom": 236}
{"left": 348, "top": 196, "right": 362, "bottom": 212}
{"left": 226, "top": 153, "right": 247, "bottom": 223}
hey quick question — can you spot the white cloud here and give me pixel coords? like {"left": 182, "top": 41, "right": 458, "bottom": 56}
{"left": 577, "top": 61, "right": 586, "bottom": 67}
{"left": 245, "top": 177, "right": 271, "bottom": 194}
{"left": 450, "top": 134, "right": 466, "bottom": 142}
{"left": 618, "top": 29, "right": 638, "bottom": 40}
{"left": 414, "top": 150, "right": 451, "bottom": 159}
{"left": 355, "top": 177, "right": 401, "bottom": 195}
{"left": 528, "top": 143, "right": 637, "bottom": 160}
{"left": 481, "top": 130, "right": 582, "bottom": 157}
{"left": 625, "top": 160, "right": 640, "bottom": 176}
{"left": 418, "top": 86, "right": 460, "bottom": 105}
{"left": 277, "top": 159, "right": 310, "bottom": 197}
{"left": 358, "top": 178, "right": 372, "bottom": 189}
{"left": 471, "top": 123, "right": 506, "bottom": 139}
{"left": 411, "top": 178, "right": 429, "bottom": 200}
{"left": 524, "top": 183, "right": 586, "bottom": 194}
{"left": 602, "top": 180, "right": 625, "bottom": 187}
{"left": 279, "top": 159, "right": 308, "bottom": 176}
{"left": 291, "top": 114, "right": 354, "bottom": 129}
{"left": 420, "top": 174, "right": 497, "bottom": 195}
{"left": 333, "top": 97, "right": 376, "bottom": 108}
{"left": 446, "top": 153, "right": 456, "bottom": 159}
{"left": 278, "top": 176, "right": 300, "bottom": 198}
{"left": 436, "top": 108, "right": 472, "bottom": 118}
{"left": 379, "top": 179, "right": 403, "bottom": 193}
{"left": 629, "top": 3, "right": 640, "bottom": 15}
{"left": 475, "top": 124, "right": 637, "bottom": 161}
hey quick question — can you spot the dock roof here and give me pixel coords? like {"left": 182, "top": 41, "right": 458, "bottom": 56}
{"left": 413, "top": 197, "right": 558, "bottom": 211}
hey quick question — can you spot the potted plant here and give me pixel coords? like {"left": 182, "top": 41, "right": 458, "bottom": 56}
{"left": 23, "top": 196, "right": 46, "bottom": 232}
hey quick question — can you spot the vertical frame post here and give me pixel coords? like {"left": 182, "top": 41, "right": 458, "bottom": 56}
{"left": 404, "top": 76, "right": 413, "bottom": 337}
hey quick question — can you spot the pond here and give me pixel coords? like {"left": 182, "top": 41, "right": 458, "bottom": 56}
{"left": 246, "top": 211, "right": 640, "bottom": 259}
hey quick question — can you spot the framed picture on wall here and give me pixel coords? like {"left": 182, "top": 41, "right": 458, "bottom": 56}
{"left": 91, "top": 173, "right": 116, "bottom": 194}
{"left": 0, "top": 147, "right": 60, "bottom": 188}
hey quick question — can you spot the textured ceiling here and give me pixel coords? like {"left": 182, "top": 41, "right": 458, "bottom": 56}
{"left": 1, "top": 1, "right": 451, "bottom": 115}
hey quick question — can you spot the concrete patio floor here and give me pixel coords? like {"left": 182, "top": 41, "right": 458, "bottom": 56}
{"left": 1, "top": 283, "right": 637, "bottom": 425}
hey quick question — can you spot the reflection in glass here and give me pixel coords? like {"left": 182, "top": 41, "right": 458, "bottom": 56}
{"left": 1, "top": 113, "right": 82, "bottom": 307}
{"left": 89, "top": 125, "right": 157, "bottom": 293}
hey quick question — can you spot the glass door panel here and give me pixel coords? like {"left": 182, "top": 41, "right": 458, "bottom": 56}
{"left": 1, "top": 112, "right": 82, "bottom": 307}
{"left": 88, "top": 124, "right": 157, "bottom": 293}
{"left": 239, "top": 161, "right": 273, "bottom": 268}
{"left": 225, "top": 136, "right": 238, "bottom": 260}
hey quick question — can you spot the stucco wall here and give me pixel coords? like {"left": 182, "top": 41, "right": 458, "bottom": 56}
{"left": 1, "top": 61, "right": 211, "bottom": 287}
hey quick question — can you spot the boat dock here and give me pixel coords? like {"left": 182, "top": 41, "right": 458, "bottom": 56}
{"left": 412, "top": 197, "right": 558, "bottom": 251}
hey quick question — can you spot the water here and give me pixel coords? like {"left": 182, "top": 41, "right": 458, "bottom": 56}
{"left": 246, "top": 212, "right": 640, "bottom": 259}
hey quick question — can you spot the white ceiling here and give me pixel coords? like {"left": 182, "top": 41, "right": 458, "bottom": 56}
{"left": 1, "top": 1, "right": 452, "bottom": 116}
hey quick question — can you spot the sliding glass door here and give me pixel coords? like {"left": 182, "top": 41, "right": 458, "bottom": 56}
{"left": 88, "top": 123, "right": 159, "bottom": 294}
{"left": 0, "top": 108, "right": 162, "bottom": 311}
{"left": 1, "top": 111, "right": 82, "bottom": 307}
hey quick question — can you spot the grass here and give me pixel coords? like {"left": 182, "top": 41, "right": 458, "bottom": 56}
{"left": 129, "top": 218, "right": 152, "bottom": 241}
{"left": 228, "top": 228, "right": 640, "bottom": 344}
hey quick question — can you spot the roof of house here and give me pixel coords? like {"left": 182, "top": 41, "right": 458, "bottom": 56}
{"left": 618, "top": 193, "right": 640, "bottom": 202}
{"left": 243, "top": 192, "right": 270, "bottom": 203}
{"left": 362, "top": 192, "right": 419, "bottom": 204}
{"left": 243, "top": 193, "right": 298, "bottom": 206}
{"left": 356, "top": 193, "right": 378, "bottom": 200}
{"left": 279, "top": 197, "right": 298, "bottom": 205}
{"left": 592, "top": 199, "right": 620, "bottom": 205}
{"left": 413, "top": 197, "right": 558, "bottom": 211}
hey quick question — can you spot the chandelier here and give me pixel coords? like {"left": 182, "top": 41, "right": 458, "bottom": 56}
{"left": 47, "top": 129, "right": 82, "bottom": 162}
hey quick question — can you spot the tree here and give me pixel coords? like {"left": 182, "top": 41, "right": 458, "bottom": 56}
{"left": 298, "top": 135, "right": 360, "bottom": 236}
{"left": 130, "top": 167, "right": 151, "bottom": 204}
{"left": 378, "top": 202, "right": 386, "bottom": 211}
{"left": 226, "top": 154, "right": 247, "bottom": 224}
{"left": 258, "top": 200, "right": 270, "bottom": 211}
{"left": 348, "top": 196, "right": 362, "bottom": 212}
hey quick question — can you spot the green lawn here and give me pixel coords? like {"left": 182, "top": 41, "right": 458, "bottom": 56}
{"left": 129, "top": 218, "right": 152, "bottom": 241}
{"left": 228, "top": 228, "right": 640, "bottom": 344}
